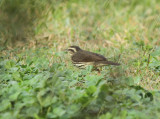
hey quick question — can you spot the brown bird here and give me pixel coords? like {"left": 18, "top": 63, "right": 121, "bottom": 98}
{"left": 67, "top": 46, "right": 120, "bottom": 69}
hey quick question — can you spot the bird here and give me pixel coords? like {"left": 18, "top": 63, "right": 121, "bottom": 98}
{"left": 66, "top": 46, "right": 120, "bottom": 69}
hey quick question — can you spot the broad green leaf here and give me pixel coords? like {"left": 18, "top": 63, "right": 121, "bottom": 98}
{"left": 37, "top": 89, "right": 56, "bottom": 107}
{"left": 9, "top": 91, "right": 21, "bottom": 101}
{"left": 99, "top": 112, "right": 112, "bottom": 119}
{"left": 0, "top": 74, "right": 12, "bottom": 81}
{"left": 0, "top": 112, "right": 15, "bottom": 119}
{"left": 86, "top": 85, "right": 97, "bottom": 96}
{"left": 0, "top": 100, "right": 11, "bottom": 112}
{"left": 85, "top": 75, "right": 103, "bottom": 87}
{"left": 4, "top": 60, "right": 16, "bottom": 69}
{"left": 26, "top": 106, "right": 40, "bottom": 117}
{"left": 53, "top": 107, "right": 66, "bottom": 117}
{"left": 12, "top": 72, "right": 22, "bottom": 81}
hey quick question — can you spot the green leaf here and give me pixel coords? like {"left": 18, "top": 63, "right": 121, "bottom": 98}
{"left": 47, "top": 107, "right": 66, "bottom": 118}
{"left": 0, "top": 100, "right": 11, "bottom": 112}
{"left": 85, "top": 65, "right": 94, "bottom": 72}
{"left": 37, "top": 89, "right": 56, "bottom": 107}
{"left": 0, "top": 74, "right": 12, "bottom": 81}
{"left": 0, "top": 112, "right": 15, "bottom": 119}
{"left": 4, "top": 60, "right": 16, "bottom": 69}
{"left": 9, "top": 91, "right": 21, "bottom": 101}
{"left": 99, "top": 112, "right": 112, "bottom": 119}
{"left": 26, "top": 106, "right": 40, "bottom": 117}
{"left": 12, "top": 72, "right": 22, "bottom": 81}
{"left": 21, "top": 64, "right": 27, "bottom": 68}
{"left": 53, "top": 107, "right": 66, "bottom": 117}
{"left": 85, "top": 75, "right": 103, "bottom": 87}
{"left": 86, "top": 85, "right": 97, "bottom": 96}
{"left": 66, "top": 104, "right": 81, "bottom": 116}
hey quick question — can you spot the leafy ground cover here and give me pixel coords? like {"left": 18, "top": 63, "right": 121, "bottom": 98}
{"left": 0, "top": 48, "right": 159, "bottom": 119}
{"left": 0, "top": 0, "right": 160, "bottom": 118}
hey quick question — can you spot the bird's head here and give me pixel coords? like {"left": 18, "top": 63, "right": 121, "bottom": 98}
{"left": 67, "top": 46, "right": 82, "bottom": 55}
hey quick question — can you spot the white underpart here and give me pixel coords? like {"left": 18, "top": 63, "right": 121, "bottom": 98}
{"left": 72, "top": 61, "right": 109, "bottom": 68}
{"left": 72, "top": 62, "right": 94, "bottom": 68}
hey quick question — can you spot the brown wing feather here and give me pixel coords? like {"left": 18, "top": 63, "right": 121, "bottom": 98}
{"left": 94, "top": 61, "right": 120, "bottom": 66}
{"left": 72, "top": 50, "right": 107, "bottom": 62}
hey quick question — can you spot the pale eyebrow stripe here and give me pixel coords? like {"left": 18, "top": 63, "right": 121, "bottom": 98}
{"left": 68, "top": 48, "right": 76, "bottom": 52}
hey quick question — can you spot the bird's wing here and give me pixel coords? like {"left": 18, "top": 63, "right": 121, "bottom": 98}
{"left": 94, "top": 61, "right": 120, "bottom": 66}
{"left": 71, "top": 51, "right": 107, "bottom": 62}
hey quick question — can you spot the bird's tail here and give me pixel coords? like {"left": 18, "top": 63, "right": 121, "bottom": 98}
{"left": 94, "top": 61, "right": 120, "bottom": 66}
